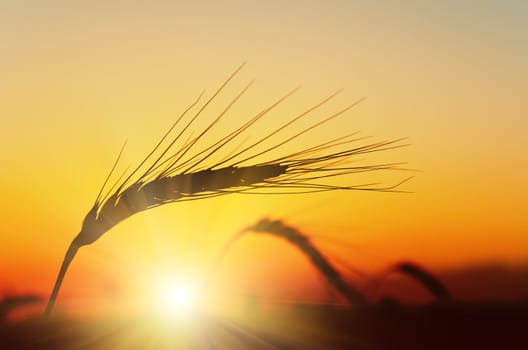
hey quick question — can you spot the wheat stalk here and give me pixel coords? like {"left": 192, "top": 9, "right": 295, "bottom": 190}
{"left": 45, "top": 64, "right": 408, "bottom": 315}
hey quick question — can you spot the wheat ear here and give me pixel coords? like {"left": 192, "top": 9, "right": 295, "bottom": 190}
{"left": 45, "top": 64, "right": 407, "bottom": 315}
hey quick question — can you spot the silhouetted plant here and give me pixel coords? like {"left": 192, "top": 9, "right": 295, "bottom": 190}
{"left": 45, "top": 64, "right": 407, "bottom": 315}
{"left": 391, "top": 262, "right": 451, "bottom": 302}
{"left": 0, "top": 295, "right": 42, "bottom": 321}
{"left": 208, "top": 218, "right": 366, "bottom": 305}
{"left": 370, "top": 261, "right": 451, "bottom": 303}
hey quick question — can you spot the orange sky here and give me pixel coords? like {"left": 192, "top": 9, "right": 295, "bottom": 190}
{"left": 1, "top": 1, "right": 527, "bottom": 310}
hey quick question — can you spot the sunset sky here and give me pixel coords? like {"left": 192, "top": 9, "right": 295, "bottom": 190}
{"left": 1, "top": 1, "right": 527, "bottom": 312}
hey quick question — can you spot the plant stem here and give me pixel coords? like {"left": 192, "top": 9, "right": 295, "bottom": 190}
{"left": 44, "top": 242, "right": 79, "bottom": 316}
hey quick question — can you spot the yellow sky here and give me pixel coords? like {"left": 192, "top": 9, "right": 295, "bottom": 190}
{"left": 1, "top": 1, "right": 527, "bottom": 304}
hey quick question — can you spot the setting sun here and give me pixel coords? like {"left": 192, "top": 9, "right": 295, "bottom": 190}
{"left": 155, "top": 280, "right": 200, "bottom": 317}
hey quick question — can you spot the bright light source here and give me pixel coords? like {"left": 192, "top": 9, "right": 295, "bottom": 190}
{"left": 157, "top": 281, "right": 198, "bottom": 317}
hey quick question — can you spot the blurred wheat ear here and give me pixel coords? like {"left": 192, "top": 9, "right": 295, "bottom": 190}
{"left": 45, "top": 63, "right": 410, "bottom": 315}
{"left": 369, "top": 261, "right": 451, "bottom": 303}
{"left": 207, "top": 218, "right": 367, "bottom": 305}
{"left": 391, "top": 262, "right": 451, "bottom": 302}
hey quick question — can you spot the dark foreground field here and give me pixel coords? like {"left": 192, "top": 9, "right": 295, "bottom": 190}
{"left": 2, "top": 301, "right": 528, "bottom": 349}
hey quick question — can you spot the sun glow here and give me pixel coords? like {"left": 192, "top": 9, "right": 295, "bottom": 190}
{"left": 156, "top": 280, "right": 199, "bottom": 317}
